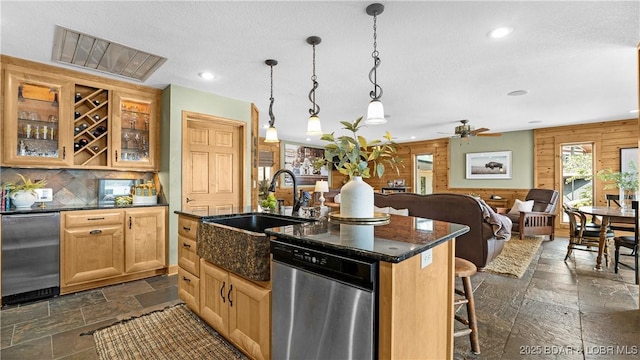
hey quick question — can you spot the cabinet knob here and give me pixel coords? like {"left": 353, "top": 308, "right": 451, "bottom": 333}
{"left": 89, "top": 230, "right": 102, "bottom": 235}
{"left": 182, "top": 242, "right": 191, "bottom": 248}
{"left": 182, "top": 276, "right": 190, "bottom": 282}
{"left": 228, "top": 284, "right": 233, "bottom": 307}
{"left": 186, "top": 197, "right": 194, "bottom": 203}
{"left": 182, "top": 226, "right": 191, "bottom": 232}
{"left": 220, "top": 282, "right": 226, "bottom": 303}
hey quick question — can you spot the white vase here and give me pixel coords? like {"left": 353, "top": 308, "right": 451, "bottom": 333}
{"left": 340, "top": 176, "right": 374, "bottom": 218}
{"left": 10, "top": 190, "right": 37, "bottom": 209}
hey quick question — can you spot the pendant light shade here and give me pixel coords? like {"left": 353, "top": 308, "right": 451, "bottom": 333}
{"left": 365, "top": 3, "right": 386, "bottom": 125}
{"left": 265, "top": 125, "right": 279, "bottom": 143}
{"left": 264, "top": 59, "right": 280, "bottom": 143}
{"left": 306, "top": 36, "right": 323, "bottom": 136}
{"left": 366, "top": 100, "right": 385, "bottom": 125}
{"left": 306, "top": 115, "right": 322, "bottom": 135}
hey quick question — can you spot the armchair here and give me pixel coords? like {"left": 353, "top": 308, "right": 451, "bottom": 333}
{"left": 504, "top": 189, "right": 559, "bottom": 240}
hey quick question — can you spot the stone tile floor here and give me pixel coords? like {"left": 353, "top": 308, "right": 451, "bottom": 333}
{"left": 0, "top": 237, "right": 638, "bottom": 359}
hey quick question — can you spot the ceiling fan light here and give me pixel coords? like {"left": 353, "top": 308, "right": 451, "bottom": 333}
{"left": 366, "top": 100, "right": 386, "bottom": 125}
{"left": 264, "top": 125, "right": 279, "bottom": 143}
{"left": 306, "top": 115, "right": 322, "bottom": 135}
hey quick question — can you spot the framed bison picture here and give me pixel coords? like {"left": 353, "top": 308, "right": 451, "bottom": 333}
{"left": 465, "top": 151, "right": 512, "bottom": 179}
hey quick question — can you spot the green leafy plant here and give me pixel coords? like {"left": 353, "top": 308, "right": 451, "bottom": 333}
{"left": 4, "top": 174, "right": 47, "bottom": 197}
{"left": 321, "top": 117, "right": 402, "bottom": 179}
{"left": 597, "top": 161, "right": 638, "bottom": 190}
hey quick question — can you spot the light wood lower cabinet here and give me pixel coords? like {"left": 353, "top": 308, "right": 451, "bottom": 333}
{"left": 178, "top": 267, "right": 200, "bottom": 312}
{"left": 60, "top": 207, "right": 167, "bottom": 294}
{"left": 177, "top": 214, "right": 201, "bottom": 313}
{"left": 200, "top": 259, "right": 271, "bottom": 360}
{"left": 124, "top": 207, "right": 166, "bottom": 273}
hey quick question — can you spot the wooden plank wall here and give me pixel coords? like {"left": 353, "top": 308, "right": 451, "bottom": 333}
{"left": 260, "top": 118, "right": 639, "bottom": 215}
{"left": 535, "top": 118, "right": 638, "bottom": 209}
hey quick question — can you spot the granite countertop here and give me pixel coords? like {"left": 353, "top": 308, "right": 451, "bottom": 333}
{"left": 265, "top": 214, "right": 469, "bottom": 263}
{"left": 0, "top": 202, "right": 169, "bottom": 215}
{"left": 175, "top": 209, "right": 469, "bottom": 263}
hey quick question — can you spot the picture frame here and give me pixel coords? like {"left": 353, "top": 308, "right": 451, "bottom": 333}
{"left": 465, "top": 151, "right": 512, "bottom": 179}
{"left": 282, "top": 142, "right": 329, "bottom": 187}
{"left": 620, "top": 147, "right": 638, "bottom": 174}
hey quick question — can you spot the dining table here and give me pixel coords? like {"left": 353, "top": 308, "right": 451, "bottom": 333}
{"left": 578, "top": 206, "right": 635, "bottom": 270}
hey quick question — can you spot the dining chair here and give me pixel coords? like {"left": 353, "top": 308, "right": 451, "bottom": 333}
{"left": 606, "top": 194, "right": 621, "bottom": 207}
{"left": 563, "top": 206, "right": 614, "bottom": 264}
{"left": 613, "top": 200, "right": 639, "bottom": 284}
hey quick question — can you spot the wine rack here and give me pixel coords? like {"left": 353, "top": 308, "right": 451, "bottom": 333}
{"left": 73, "top": 85, "right": 109, "bottom": 166}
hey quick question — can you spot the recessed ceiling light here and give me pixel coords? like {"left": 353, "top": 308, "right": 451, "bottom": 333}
{"left": 410, "top": 136, "right": 416, "bottom": 139}
{"left": 306, "top": 138, "right": 311, "bottom": 141}
{"left": 199, "top": 72, "right": 214, "bottom": 80}
{"left": 488, "top": 27, "right": 513, "bottom": 39}
{"left": 630, "top": 109, "right": 639, "bottom": 114}
{"left": 507, "top": 90, "right": 528, "bottom": 96}
{"left": 528, "top": 120, "right": 542, "bottom": 124}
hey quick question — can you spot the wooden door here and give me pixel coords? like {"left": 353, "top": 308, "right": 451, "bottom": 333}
{"left": 124, "top": 207, "right": 166, "bottom": 273}
{"left": 228, "top": 273, "right": 271, "bottom": 360}
{"left": 182, "top": 111, "right": 245, "bottom": 216}
{"left": 61, "top": 224, "right": 124, "bottom": 289}
{"left": 200, "top": 260, "right": 230, "bottom": 337}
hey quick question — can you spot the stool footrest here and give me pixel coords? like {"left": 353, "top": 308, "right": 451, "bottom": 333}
{"left": 454, "top": 328, "right": 473, "bottom": 338}
{"left": 454, "top": 298, "right": 469, "bottom": 306}
{"left": 455, "top": 315, "right": 470, "bottom": 325}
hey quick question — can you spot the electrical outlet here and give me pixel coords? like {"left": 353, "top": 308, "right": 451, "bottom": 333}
{"left": 421, "top": 249, "right": 432, "bottom": 269}
{"left": 34, "top": 188, "right": 53, "bottom": 202}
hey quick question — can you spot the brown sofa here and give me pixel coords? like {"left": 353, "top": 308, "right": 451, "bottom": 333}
{"left": 374, "top": 192, "right": 512, "bottom": 268}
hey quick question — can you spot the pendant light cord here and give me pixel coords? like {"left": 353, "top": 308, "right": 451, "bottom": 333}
{"left": 369, "top": 12, "right": 382, "bottom": 101}
{"left": 308, "top": 42, "right": 320, "bottom": 116}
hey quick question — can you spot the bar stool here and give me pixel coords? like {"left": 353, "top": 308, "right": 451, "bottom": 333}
{"left": 454, "top": 257, "right": 480, "bottom": 354}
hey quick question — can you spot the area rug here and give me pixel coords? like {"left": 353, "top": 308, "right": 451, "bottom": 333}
{"left": 482, "top": 237, "right": 543, "bottom": 278}
{"left": 86, "top": 304, "right": 247, "bottom": 360}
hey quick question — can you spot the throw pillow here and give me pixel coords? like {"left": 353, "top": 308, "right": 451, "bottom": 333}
{"left": 508, "top": 199, "right": 534, "bottom": 215}
{"left": 334, "top": 193, "right": 341, "bottom": 203}
{"left": 388, "top": 207, "right": 409, "bottom": 216}
{"left": 374, "top": 206, "right": 390, "bottom": 214}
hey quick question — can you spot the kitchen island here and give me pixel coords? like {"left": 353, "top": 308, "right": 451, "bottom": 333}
{"left": 176, "top": 210, "right": 468, "bottom": 360}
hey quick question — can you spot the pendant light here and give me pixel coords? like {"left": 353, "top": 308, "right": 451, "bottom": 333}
{"left": 264, "top": 59, "right": 279, "bottom": 143}
{"left": 306, "top": 36, "right": 323, "bottom": 136}
{"left": 365, "top": 3, "right": 386, "bottom": 125}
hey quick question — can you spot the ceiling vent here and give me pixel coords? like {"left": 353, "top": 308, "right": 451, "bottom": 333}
{"left": 51, "top": 26, "right": 167, "bottom": 82}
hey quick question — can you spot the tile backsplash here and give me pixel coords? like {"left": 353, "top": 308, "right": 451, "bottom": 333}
{"left": 0, "top": 167, "right": 154, "bottom": 207}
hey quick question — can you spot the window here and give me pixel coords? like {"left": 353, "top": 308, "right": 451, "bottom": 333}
{"left": 561, "top": 143, "right": 593, "bottom": 220}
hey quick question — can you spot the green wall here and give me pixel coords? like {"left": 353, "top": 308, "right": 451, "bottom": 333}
{"left": 161, "top": 84, "right": 252, "bottom": 266}
{"left": 449, "top": 130, "right": 534, "bottom": 189}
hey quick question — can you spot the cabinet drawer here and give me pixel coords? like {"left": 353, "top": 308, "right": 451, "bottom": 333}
{"left": 178, "top": 216, "right": 198, "bottom": 240}
{"left": 63, "top": 209, "right": 124, "bottom": 228}
{"left": 178, "top": 267, "right": 200, "bottom": 314}
{"left": 178, "top": 235, "right": 200, "bottom": 276}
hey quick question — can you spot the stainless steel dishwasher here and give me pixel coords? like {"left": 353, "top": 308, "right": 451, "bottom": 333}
{"left": 271, "top": 240, "right": 377, "bottom": 360}
{"left": 2, "top": 212, "right": 60, "bottom": 305}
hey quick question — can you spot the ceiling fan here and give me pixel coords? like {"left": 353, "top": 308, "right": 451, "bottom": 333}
{"left": 453, "top": 119, "right": 501, "bottom": 138}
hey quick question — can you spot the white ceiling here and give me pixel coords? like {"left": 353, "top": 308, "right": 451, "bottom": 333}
{"left": 2, "top": 1, "right": 639, "bottom": 146}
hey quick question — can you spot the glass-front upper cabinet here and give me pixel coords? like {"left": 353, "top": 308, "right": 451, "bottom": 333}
{"left": 3, "top": 69, "right": 73, "bottom": 166}
{"left": 111, "top": 91, "right": 158, "bottom": 170}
